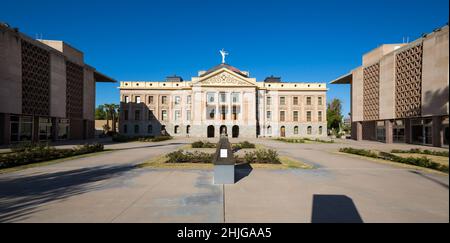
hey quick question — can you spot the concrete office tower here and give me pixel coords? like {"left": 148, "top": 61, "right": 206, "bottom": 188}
{"left": 332, "top": 25, "right": 449, "bottom": 148}
{"left": 119, "top": 64, "right": 327, "bottom": 138}
{"left": 0, "top": 23, "right": 116, "bottom": 145}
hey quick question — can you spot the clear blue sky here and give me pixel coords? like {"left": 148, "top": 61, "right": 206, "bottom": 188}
{"left": 2, "top": 0, "right": 448, "bottom": 117}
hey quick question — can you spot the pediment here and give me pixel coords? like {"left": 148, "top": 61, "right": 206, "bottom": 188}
{"left": 195, "top": 68, "right": 256, "bottom": 87}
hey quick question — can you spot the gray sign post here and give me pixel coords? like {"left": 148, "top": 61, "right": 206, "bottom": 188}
{"left": 213, "top": 135, "right": 235, "bottom": 184}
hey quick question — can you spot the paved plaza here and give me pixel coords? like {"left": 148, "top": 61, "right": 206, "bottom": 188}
{"left": 0, "top": 138, "right": 448, "bottom": 223}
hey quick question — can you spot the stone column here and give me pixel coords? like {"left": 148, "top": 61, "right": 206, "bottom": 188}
{"left": 432, "top": 116, "right": 442, "bottom": 147}
{"left": 385, "top": 120, "right": 393, "bottom": 144}
{"left": 405, "top": 118, "right": 412, "bottom": 144}
{"left": 356, "top": 121, "right": 363, "bottom": 141}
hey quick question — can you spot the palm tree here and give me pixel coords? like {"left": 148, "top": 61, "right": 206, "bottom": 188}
{"left": 103, "top": 104, "right": 119, "bottom": 134}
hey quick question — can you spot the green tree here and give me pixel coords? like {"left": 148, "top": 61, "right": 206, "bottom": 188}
{"left": 327, "top": 98, "right": 343, "bottom": 134}
{"left": 95, "top": 105, "right": 106, "bottom": 120}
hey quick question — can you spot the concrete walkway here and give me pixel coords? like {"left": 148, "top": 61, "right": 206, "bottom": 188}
{"left": 0, "top": 138, "right": 448, "bottom": 223}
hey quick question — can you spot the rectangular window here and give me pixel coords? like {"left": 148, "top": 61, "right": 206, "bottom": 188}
{"left": 220, "top": 92, "right": 226, "bottom": 103}
{"left": 280, "top": 97, "right": 286, "bottom": 105}
{"left": 293, "top": 111, "right": 299, "bottom": 122}
{"left": 57, "top": 119, "right": 69, "bottom": 140}
{"left": 267, "top": 97, "right": 272, "bottom": 106}
{"left": 221, "top": 105, "right": 226, "bottom": 120}
{"left": 39, "top": 117, "right": 52, "bottom": 141}
{"left": 148, "top": 110, "right": 154, "bottom": 120}
{"left": 207, "top": 106, "right": 215, "bottom": 120}
{"left": 174, "top": 96, "right": 181, "bottom": 105}
{"left": 135, "top": 96, "right": 141, "bottom": 103}
{"left": 148, "top": 96, "right": 154, "bottom": 104}
{"left": 161, "top": 110, "right": 168, "bottom": 121}
{"left": 207, "top": 93, "right": 215, "bottom": 103}
{"left": 124, "top": 96, "right": 130, "bottom": 103}
{"left": 318, "top": 96, "right": 323, "bottom": 106}
{"left": 306, "top": 97, "right": 312, "bottom": 105}
{"left": 293, "top": 97, "right": 299, "bottom": 105}
{"left": 135, "top": 110, "right": 141, "bottom": 121}
{"left": 267, "top": 111, "right": 272, "bottom": 120}
{"left": 318, "top": 111, "right": 323, "bottom": 122}
{"left": 232, "top": 106, "right": 238, "bottom": 120}
{"left": 186, "top": 109, "right": 191, "bottom": 121}
{"left": 280, "top": 111, "right": 286, "bottom": 122}
{"left": 174, "top": 110, "right": 181, "bottom": 121}
{"left": 161, "top": 96, "right": 168, "bottom": 105}
{"left": 306, "top": 111, "right": 312, "bottom": 122}
{"left": 124, "top": 110, "right": 129, "bottom": 121}
{"left": 187, "top": 95, "right": 192, "bottom": 104}
{"left": 232, "top": 93, "right": 240, "bottom": 103}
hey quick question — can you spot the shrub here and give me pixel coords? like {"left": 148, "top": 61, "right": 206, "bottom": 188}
{"left": 191, "top": 141, "right": 216, "bottom": 148}
{"left": 10, "top": 141, "right": 37, "bottom": 153}
{"left": 233, "top": 141, "right": 256, "bottom": 150}
{"left": 340, "top": 147, "right": 448, "bottom": 173}
{"left": 112, "top": 134, "right": 131, "bottom": 143}
{"left": 243, "top": 149, "right": 281, "bottom": 164}
{"left": 276, "top": 138, "right": 305, "bottom": 143}
{"left": 166, "top": 150, "right": 213, "bottom": 163}
{"left": 339, "top": 147, "right": 378, "bottom": 158}
{"left": 0, "top": 143, "right": 104, "bottom": 169}
{"left": 151, "top": 136, "right": 173, "bottom": 142}
{"left": 238, "top": 141, "right": 256, "bottom": 149}
{"left": 391, "top": 148, "right": 449, "bottom": 157}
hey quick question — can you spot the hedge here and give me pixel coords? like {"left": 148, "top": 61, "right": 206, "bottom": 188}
{"left": 340, "top": 147, "right": 448, "bottom": 173}
{"left": 391, "top": 148, "right": 449, "bottom": 157}
{"left": 0, "top": 143, "right": 104, "bottom": 169}
{"left": 112, "top": 134, "right": 172, "bottom": 143}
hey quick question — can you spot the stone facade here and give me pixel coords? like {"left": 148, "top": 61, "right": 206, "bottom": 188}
{"left": 332, "top": 25, "right": 449, "bottom": 148}
{"left": 119, "top": 64, "right": 327, "bottom": 138}
{"left": 0, "top": 23, "right": 115, "bottom": 145}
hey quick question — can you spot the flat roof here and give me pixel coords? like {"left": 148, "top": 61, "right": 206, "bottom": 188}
{"left": 94, "top": 71, "right": 116, "bottom": 83}
{"left": 330, "top": 72, "right": 352, "bottom": 84}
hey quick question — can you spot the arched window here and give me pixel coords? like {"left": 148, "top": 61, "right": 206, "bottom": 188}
{"left": 294, "top": 126, "right": 299, "bottom": 135}
{"left": 148, "top": 125, "right": 153, "bottom": 134}
{"left": 174, "top": 125, "right": 180, "bottom": 134}
{"left": 267, "top": 126, "right": 272, "bottom": 135}
{"left": 319, "top": 126, "right": 323, "bottom": 135}
{"left": 134, "top": 125, "right": 139, "bottom": 134}
{"left": 307, "top": 126, "right": 312, "bottom": 135}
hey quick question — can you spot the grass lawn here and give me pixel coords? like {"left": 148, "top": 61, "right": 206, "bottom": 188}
{"left": 392, "top": 153, "right": 449, "bottom": 166}
{"left": 0, "top": 149, "right": 114, "bottom": 174}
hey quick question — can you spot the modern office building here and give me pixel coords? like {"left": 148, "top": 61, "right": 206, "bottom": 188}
{"left": 332, "top": 25, "right": 449, "bottom": 147}
{"left": 0, "top": 23, "right": 116, "bottom": 145}
{"left": 119, "top": 62, "right": 327, "bottom": 138}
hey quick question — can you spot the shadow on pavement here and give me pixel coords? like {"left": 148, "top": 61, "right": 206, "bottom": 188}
{"left": 235, "top": 163, "right": 253, "bottom": 183}
{"left": 109, "top": 142, "right": 186, "bottom": 151}
{"left": 0, "top": 164, "right": 136, "bottom": 222}
{"left": 311, "top": 194, "right": 363, "bottom": 223}
{"left": 410, "top": 170, "right": 449, "bottom": 189}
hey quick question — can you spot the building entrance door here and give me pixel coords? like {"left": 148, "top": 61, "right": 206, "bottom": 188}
{"left": 220, "top": 125, "right": 227, "bottom": 136}
{"left": 232, "top": 126, "right": 239, "bottom": 138}
{"left": 207, "top": 125, "right": 215, "bottom": 138}
{"left": 280, "top": 126, "right": 286, "bottom": 137}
